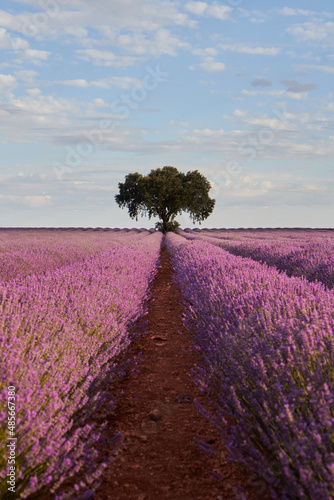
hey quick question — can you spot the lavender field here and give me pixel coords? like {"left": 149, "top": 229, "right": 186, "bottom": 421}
{"left": 177, "top": 228, "right": 334, "bottom": 290}
{"left": 1, "top": 228, "right": 334, "bottom": 499}
{"left": 167, "top": 230, "right": 334, "bottom": 500}
{"left": 0, "top": 228, "right": 162, "bottom": 499}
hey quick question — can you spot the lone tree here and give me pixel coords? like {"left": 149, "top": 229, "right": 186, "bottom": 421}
{"left": 115, "top": 166, "right": 215, "bottom": 233}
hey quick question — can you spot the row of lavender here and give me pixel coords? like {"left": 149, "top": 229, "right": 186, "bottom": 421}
{"left": 0, "top": 228, "right": 154, "bottom": 283}
{"left": 0, "top": 230, "right": 163, "bottom": 499}
{"left": 177, "top": 229, "right": 334, "bottom": 290}
{"left": 165, "top": 232, "right": 334, "bottom": 500}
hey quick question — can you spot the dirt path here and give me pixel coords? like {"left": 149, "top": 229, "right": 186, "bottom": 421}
{"left": 93, "top": 244, "right": 271, "bottom": 500}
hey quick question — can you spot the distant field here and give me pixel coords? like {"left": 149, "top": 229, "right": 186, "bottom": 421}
{"left": 177, "top": 227, "right": 334, "bottom": 289}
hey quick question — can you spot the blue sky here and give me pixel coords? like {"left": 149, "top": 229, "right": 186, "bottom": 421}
{"left": 0, "top": 0, "right": 333, "bottom": 228}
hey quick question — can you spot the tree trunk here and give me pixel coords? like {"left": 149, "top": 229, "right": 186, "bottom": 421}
{"left": 162, "top": 215, "right": 169, "bottom": 234}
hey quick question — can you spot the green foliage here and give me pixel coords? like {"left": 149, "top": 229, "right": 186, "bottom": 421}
{"left": 155, "top": 220, "right": 180, "bottom": 233}
{"left": 115, "top": 166, "right": 215, "bottom": 233}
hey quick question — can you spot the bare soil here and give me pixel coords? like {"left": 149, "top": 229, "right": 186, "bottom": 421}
{"left": 92, "top": 244, "right": 271, "bottom": 500}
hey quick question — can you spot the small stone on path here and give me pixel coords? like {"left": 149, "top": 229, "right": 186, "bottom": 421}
{"left": 149, "top": 408, "right": 163, "bottom": 421}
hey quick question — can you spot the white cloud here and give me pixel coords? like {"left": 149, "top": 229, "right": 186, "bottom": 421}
{"left": 0, "top": 90, "right": 79, "bottom": 143}
{"left": 193, "top": 47, "right": 218, "bottom": 57}
{"left": 296, "top": 64, "right": 334, "bottom": 74}
{"left": 0, "top": 27, "right": 29, "bottom": 50}
{"left": 14, "top": 70, "right": 38, "bottom": 83}
{"left": 56, "top": 76, "right": 143, "bottom": 89}
{"left": 185, "top": 2, "right": 232, "bottom": 20}
{"left": 287, "top": 93, "right": 309, "bottom": 100}
{"left": 207, "top": 5, "right": 232, "bottom": 20}
{"left": 0, "top": 74, "right": 18, "bottom": 95}
{"left": 239, "top": 106, "right": 312, "bottom": 125}
{"left": 0, "top": 26, "right": 50, "bottom": 65}
{"left": 287, "top": 21, "right": 334, "bottom": 46}
{"left": 0, "top": 10, "right": 27, "bottom": 34}
{"left": 0, "top": 1, "right": 195, "bottom": 40}
{"left": 93, "top": 98, "right": 108, "bottom": 108}
{"left": 211, "top": 174, "right": 334, "bottom": 208}
{"left": 191, "top": 128, "right": 225, "bottom": 137}
{"left": 278, "top": 8, "right": 315, "bottom": 17}
{"left": 190, "top": 128, "right": 333, "bottom": 160}
{"left": 199, "top": 57, "right": 226, "bottom": 72}
{"left": 108, "top": 76, "right": 144, "bottom": 89}
{"left": 76, "top": 49, "right": 136, "bottom": 68}
{"left": 184, "top": 1, "right": 207, "bottom": 16}
{"left": 241, "top": 88, "right": 310, "bottom": 100}
{"left": 23, "top": 195, "right": 51, "bottom": 207}
{"left": 115, "top": 29, "right": 190, "bottom": 56}
{"left": 220, "top": 44, "right": 280, "bottom": 55}
{"left": 241, "top": 89, "right": 285, "bottom": 97}
{"left": 169, "top": 120, "right": 190, "bottom": 128}
{"left": 57, "top": 79, "right": 91, "bottom": 88}
{"left": 228, "top": 108, "right": 299, "bottom": 131}
{"left": 250, "top": 17, "right": 266, "bottom": 24}
{"left": 24, "top": 49, "right": 49, "bottom": 60}
{"left": 21, "top": 49, "right": 51, "bottom": 62}
{"left": 245, "top": 117, "right": 297, "bottom": 131}
{"left": 57, "top": 79, "right": 110, "bottom": 89}
{"left": 9, "top": 91, "right": 75, "bottom": 115}
{"left": 236, "top": 7, "right": 267, "bottom": 23}
{"left": 232, "top": 109, "right": 249, "bottom": 118}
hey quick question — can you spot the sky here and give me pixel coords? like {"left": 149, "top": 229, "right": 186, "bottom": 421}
{"left": 0, "top": 0, "right": 333, "bottom": 228}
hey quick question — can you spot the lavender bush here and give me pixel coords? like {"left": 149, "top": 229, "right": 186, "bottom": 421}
{"left": 166, "top": 232, "right": 334, "bottom": 500}
{"left": 0, "top": 229, "right": 152, "bottom": 282}
{"left": 0, "top": 230, "right": 162, "bottom": 499}
{"left": 177, "top": 229, "right": 334, "bottom": 290}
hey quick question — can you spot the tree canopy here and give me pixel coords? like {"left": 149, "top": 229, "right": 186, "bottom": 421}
{"left": 115, "top": 166, "right": 215, "bottom": 233}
